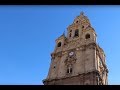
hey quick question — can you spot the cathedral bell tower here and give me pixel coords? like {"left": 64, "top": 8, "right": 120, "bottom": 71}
{"left": 43, "top": 12, "right": 108, "bottom": 85}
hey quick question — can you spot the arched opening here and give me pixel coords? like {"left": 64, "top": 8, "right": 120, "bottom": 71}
{"left": 85, "top": 34, "right": 90, "bottom": 39}
{"left": 70, "top": 68, "right": 72, "bottom": 73}
{"left": 67, "top": 69, "right": 69, "bottom": 73}
{"left": 53, "top": 65, "right": 56, "bottom": 69}
{"left": 67, "top": 64, "right": 72, "bottom": 74}
{"left": 82, "top": 26, "right": 84, "bottom": 29}
{"left": 74, "top": 29, "right": 79, "bottom": 37}
{"left": 57, "top": 42, "right": 61, "bottom": 47}
{"left": 70, "top": 30, "right": 72, "bottom": 32}
{"left": 69, "top": 33, "right": 71, "bottom": 37}
{"left": 76, "top": 20, "right": 78, "bottom": 23}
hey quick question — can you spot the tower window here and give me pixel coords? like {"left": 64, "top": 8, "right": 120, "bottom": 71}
{"left": 67, "top": 65, "right": 72, "bottom": 74}
{"left": 85, "top": 34, "right": 90, "bottom": 39}
{"left": 67, "top": 69, "right": 69, "bottom": 73}
{"left": 70, "top": 68, "right": 72, "bottom": 73}
{"left": 67, "top": 68, "right": 72, "bottom": 74}
{"left": 69, "top": 33, "right": 71, "bottom": 37}
{"left": 82, "top": 26, "right": 84, "bottom": 29}
{"left": 69, "top": 30, "right": 72, "bottom": 37}
{"left": 53, "top": 65, "right": 56, "bottom": 69}
{"left": 74, "top": 29, "right": 79, "bottom": 37}
{"left": 76, "top": 21, "right": 78, "bottom": 23}
{"left": 57, "top": 42, "right": 61, "bottom": 47}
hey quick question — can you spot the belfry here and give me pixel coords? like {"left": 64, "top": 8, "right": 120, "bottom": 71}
{"left": 43, "top": 12, "right": 108, "bottom": 85}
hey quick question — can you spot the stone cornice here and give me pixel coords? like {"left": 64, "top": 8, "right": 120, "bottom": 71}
{"left": 53, "top": 42, "right": 97, "bottom": 55}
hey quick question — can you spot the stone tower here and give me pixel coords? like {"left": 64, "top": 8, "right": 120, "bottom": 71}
{"left": 43, "top": 12, "right": 108, "bottom": 85}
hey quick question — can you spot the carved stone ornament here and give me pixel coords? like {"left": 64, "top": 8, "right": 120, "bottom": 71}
{"left": 57, "top": 52, "right": 62, "bottom": 57}
{"left": 64, "top": 51, "right": 77, "bottom": 65}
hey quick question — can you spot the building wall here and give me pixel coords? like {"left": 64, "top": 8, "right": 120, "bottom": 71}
{"left": 43, "top": 12, "right": 108, "bottom": 85}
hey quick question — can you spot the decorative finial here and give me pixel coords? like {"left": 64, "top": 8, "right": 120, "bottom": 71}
{"left": 80, "top": 11, "right": 84, "bottom": 15}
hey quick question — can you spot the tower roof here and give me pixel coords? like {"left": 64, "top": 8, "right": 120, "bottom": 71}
{"left": 72, "top": 12, "right": 91, "bottom": 26}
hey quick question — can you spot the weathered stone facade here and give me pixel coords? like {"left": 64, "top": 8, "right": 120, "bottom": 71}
{"left": 43, "top": 12, "right": 108, "bottom": 85}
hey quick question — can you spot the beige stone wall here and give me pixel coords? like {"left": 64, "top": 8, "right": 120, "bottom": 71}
{"left": 43, "top": 12, "right": 108, "bottom": 85}
{"left": 44, "top": 72, "right": 97, "bottom": 85}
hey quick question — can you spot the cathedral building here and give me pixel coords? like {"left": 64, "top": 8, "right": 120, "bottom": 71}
{"left": 43, "top": 12, "right": 108, "bottom": 85}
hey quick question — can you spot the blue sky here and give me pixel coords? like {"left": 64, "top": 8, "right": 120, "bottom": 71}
{"left": 0, "top": 5, "right": 120, "bottom": 85}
